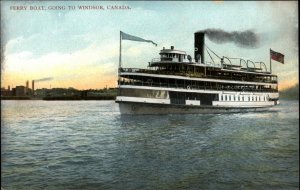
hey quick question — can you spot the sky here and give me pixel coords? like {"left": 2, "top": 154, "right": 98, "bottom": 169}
{"left": 1, "top": 1, "right": 298, "bottom": 90}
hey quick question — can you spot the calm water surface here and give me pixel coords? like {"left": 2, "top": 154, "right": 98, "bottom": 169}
{"left": 1, "top": 100, "right": 299, "bottom": 189}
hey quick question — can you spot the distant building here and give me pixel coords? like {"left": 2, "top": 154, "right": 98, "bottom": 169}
{"left": 35, "top": 88, "right": 48, "bottom": 97}
{"left": 1, "top": 88, "right": 10, "bottom": 96}
{"left": 16, "top": 86, "right": 26, "bottom": 96}
{"left": 28, "top": 88, "right": 32, "bottom": 95}
{"left": 11, "top": 88, "right": 16, "bottom": 96}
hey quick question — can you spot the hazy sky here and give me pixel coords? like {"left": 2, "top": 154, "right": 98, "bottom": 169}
{"left": 1, "top": 1, "right": 298, "bottom": 90}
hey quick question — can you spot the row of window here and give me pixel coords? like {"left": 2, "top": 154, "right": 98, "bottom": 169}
{"left": 119, "top": 88, "right": 269, "bottom": 103}
{"left": 119, "top": 76, "right": 278, "bottom": 92}
{"left": 161, "top": 53, "right": 186, "bottom": 59}
{"left": 220, "top": 94, "right": 267, "bottom": 102}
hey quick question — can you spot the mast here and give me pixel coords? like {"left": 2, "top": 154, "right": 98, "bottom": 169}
{"left": 269, "top": 48, "right": 272, "bottom": 74}
{"left": 119, "top": 31, "right": 122, "bottom": 73}
{"left": 117, "top": 31, "right": 122, "bottom": 94}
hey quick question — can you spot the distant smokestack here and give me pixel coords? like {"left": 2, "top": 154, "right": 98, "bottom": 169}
{"left": 8, "top": 85, "right": 10, "bottom": 91}
{"left": 194, "top": 32, "right": 205, "bottom": 63}
{"left": 32, "top": 80, "right": 35, "bottom": 94}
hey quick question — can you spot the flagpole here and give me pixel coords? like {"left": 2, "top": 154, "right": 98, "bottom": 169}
{"left": 117, "top": 31, "right": 122, "bottom": 92}
{"left": 119, "top": 31, "right": 122, "bottom": 73}
{"left": 269, "top": 48, "right": 272, "bottom": 74}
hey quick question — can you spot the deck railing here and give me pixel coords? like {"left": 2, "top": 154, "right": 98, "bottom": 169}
{"left": 119, "top": 68, "right": 278, "bottom": 84}
{"left": 118, "top": 81, "right": 278, "bottom": 93}
{"left": 151, "top": 57, "right": 195, "bottom": 63}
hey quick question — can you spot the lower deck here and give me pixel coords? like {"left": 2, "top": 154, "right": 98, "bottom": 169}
{"left": 117, "top": 101, "right": 276, "bottom": 115}
{"left": 116, "top": 86, "right": 279, "bottom": 114}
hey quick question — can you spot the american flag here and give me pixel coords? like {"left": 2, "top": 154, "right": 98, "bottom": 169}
{"left": 270, "top": 49, "right": 284, "bottom": 64}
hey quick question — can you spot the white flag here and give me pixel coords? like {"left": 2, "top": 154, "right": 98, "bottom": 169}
{"left": 121, "top": 31, "right": 157, "bottom": 46}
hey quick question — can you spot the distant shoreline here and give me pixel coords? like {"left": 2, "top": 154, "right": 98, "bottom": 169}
{"left": 43, "top": 96, "right": 116, "bottom": 101}
{"left": 1, "top": 97, "right": 298, "bottom": 101}
{"left": 1, "top": 96, "right": 116, "bottom": 101}
{"left": 1, "top": 85, "right": 298, "bottom": 101}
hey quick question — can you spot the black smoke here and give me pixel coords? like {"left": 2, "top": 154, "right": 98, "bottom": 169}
{"left": 34, "top": 77, "right": 53, "bottom": 82}
{"left": 198, "top": 29, "right": 260, "bottom": 48}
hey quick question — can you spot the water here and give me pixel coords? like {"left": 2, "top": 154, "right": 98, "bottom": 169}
{"left": 1, "top": 100, "right": 299, "bottom": 189}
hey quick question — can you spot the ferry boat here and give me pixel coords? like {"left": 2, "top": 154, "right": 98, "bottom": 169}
{"left": 116, "top": 32, "right": 279, "bottom": 114}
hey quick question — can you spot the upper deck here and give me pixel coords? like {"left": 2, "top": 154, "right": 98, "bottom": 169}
{"left": 120, "top": 46, "right": 278, "bottom": 84}
{"left": 151, "top": 46, "right": 273, "bottom": 74}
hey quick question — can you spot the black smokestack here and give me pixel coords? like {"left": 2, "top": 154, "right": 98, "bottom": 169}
{"left": 194, "top": 32, "right": 205, "bottom": 63}
{"left": 199, "top": 29, "right": 260, "bottom": 48}
{"left": 35, "top": 77, "right": 53, "bottom": 82}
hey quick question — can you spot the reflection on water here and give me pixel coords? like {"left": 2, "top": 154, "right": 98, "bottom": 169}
{"left": 1, "top": 100, "right": 299, "bottom": 189}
